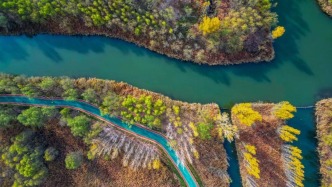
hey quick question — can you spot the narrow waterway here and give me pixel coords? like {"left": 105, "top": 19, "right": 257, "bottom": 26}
{"left": 0, "top": 96, "right": 198, "bottom": 187}
{"left": 0, "top": 0, "right": 330, "bottom": 186}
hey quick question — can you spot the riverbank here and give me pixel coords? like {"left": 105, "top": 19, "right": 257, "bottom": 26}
{"left": 315, "top": 99, "right": 332, "bottom": 186}
{"left": 0, "top": 0, "right": 277, "bottom": 65}
{"left": 317, "top": 0, "right": 332, "bottom": 16}
{"left": 0, "top": 74, "right": 233, "bottom": 186}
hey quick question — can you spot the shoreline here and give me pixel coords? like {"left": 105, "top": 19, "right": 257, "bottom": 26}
{"left": 0, "top": 17, "right": 275, "bottom": 66}
{"left": 315, "top": 99, "right": 332, "bottom": 186}
{"left": 317, "top": 0, "right": 332, "bottom": 16}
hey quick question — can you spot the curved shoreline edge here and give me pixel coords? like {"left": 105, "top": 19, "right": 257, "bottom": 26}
{"left": 0, "top": 95, "right": 198, "bottom": 187}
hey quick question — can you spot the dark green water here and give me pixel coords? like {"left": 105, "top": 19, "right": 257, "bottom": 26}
{"left": 0, "top": 0, "right": 330, "bottom": 186}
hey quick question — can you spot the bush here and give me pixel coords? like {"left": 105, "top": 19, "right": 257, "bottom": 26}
{"left": 65, "top": 152, "right": 83, "bottom": 170}
{"left": 44, "top": 147, "right": 59, "bottom": 162}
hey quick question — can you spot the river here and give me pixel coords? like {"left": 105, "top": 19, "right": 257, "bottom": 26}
{"left": 0, "top": 0, "right": 330, "bottom": 186}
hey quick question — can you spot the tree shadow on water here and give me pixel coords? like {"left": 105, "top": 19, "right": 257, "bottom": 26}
{"left": 0, "top": 37, "right": 29, "bottom": 63}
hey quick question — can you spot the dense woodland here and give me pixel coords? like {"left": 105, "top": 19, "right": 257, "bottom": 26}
{"left": 316, "top": 99, "right": 332, "bottom": 187}
{"left": 0, "top": 106, "right": 181, "bottom": 187}
{"left": 0, "top": 73, "right": 236, "bottom": 186}
{"left": 231, "top": 102, "right": 304, "bottom": 187}
{"left": 0, "top": 0, "right": 281, "bottom": 65}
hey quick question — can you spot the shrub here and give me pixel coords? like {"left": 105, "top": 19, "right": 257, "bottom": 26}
{"left": 44, "top": 147, "right": 59, "bottom": 162}
{"left": 65, "top": 152, "right": 83, "bottom": 170}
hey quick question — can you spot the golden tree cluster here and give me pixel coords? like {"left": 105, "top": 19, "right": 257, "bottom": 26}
{"left": 279, "top": 125, "right": 301, "bottom": 142}
{"left": 243, "top": 144, "right": 260, "bottom": 179}
{"left": 198, "top": 16, "right": 221, "bottom": 36}
{"left": 272, "top": 26, "right": 285, "bottom": 39}
{"left": 232, "top": 103, "right": 262, "bottom": 126}
{"left": 273, "top": 101, "right": 297, "bottom": 120}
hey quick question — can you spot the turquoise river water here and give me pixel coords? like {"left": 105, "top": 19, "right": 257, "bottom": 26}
{"left": 0, "top": 0, "right": 331, "bottom": 186}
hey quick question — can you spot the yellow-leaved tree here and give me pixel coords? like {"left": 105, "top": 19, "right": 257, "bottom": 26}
{"left": 198, "top": 16, "right": 221, "bottom": 36}
{"left": 273, "top": 101, "right": 297, "bottom": 120}
{"left": 272, "top": 26, "right": 285, "bottom": 39}
{"left": 232, "top": 103, "right": 262, "bottom": 126}
{"left": 279, "top": 125, "right": 301, "bottom": 142}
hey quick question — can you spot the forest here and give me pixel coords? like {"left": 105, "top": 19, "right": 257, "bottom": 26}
{"left": 0, "top": 73, "right": 235, "bottom": 186}
{"left": 0, "top": 0, "right": 281, "bottom": 65}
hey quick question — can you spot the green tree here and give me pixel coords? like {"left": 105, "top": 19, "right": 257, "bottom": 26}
{"left": 197, "top": 123, "right": 213, "bottom": 139}
{"left": 82, "top": 88, "right": 98, "bottom": 104}
{"left": 44, "top": 147, "right": 59, "bottom": 162}
{"left": 100, "top": 92, "right": 121, "bottom": 116}
{"left": 63, "top": 88, "right": 78, "bottom": 100}
{"left": 17, "top": 107, "right": 57, "bottom": 128}
{"left": 0, "top": 107, "right": 16, "bottom": 128}
{"left": 66, "top": 115, "right": 91, "bottom": 137}
{"left": 0, "top": 130, "right": 48, "bottom": 186}
{"left": 65, "top": 152, "right": 83, "bottom": 170}
{"left": 39, "top": 77, "right": 56, "bottom": 91}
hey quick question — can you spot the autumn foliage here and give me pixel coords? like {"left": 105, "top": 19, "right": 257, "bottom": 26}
{"left": 279, "top": 125, "right": 301, "bottom": 142}
{"left": 273, "top": 101, "right": 296, "bottom": 120}
{"left": 272, "top": 26, "right": 285, "bottom": 39}
{"left": 232, "top": 103, "right": 262, "bottom": 126}
{"left": 198, "top": 16, "right": 221, "bottom": 36}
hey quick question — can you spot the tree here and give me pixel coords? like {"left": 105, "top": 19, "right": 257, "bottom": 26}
{"left": 198, "top": 16, "right": 221, "bottom": 35}
{"left": 197, "top": 123, "right": 213, "bottom": 139}
{"left": 273, "top": 101, "right": 296, "bottom": 120}
{"left": 63, "top": 88, "right": 78, "bottom": 101}
{"left": 232, "top": 103, "right": 262, "bottom": 126}
{"left": 65, "top": 152, "right": 83, "bottom": 170}
{"left": 279, "top": 125, "right": 300, "bottom": 142}
{"left": 39, "top": 77, "right": 56, "bottom": 91}
{"left": 17, "top": 107, "right": 57, "bottom": 128}
{"left": 100, "top": 92, "right": 121, "bottom": 116}
{"left": 272, "top": 26, "right": 285, "bottom": 39}
{"left": 0, "top": 107, "right": 16, "bottom": 128}
{"left": 66, "top": 115, "right": 91, "bottom": 137}
{"left": 44, "top": 147, "right": 59, "bottom": 162}
{"left": 0, "top": 13, "right": 8, "bottom": 30}
{"left": 20, "top": 84, "right": 39, "bottom": 98}
{"left": 82, "top": 88, "right": 98, "bottom": 104}
{"left": 0, "top": 130, "right": 48, "bottom": 186}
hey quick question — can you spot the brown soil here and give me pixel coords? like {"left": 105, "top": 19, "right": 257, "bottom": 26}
{"left": 193, "top": 138, "right": 230, "bottom": 187}
{"left": 315, "top": 99, "right": 332, "bottom": 186}
{"left": 41, "top": 121, "right": 180, "bottom": 187}
{"left": 0, "top": 15, "right": 274, "bottom": 66}
{"left": 232, "top": 103, "right": 287, "bottom": 187}
{"left": 0, "top": 120, "right": 180, "bottom": 187}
